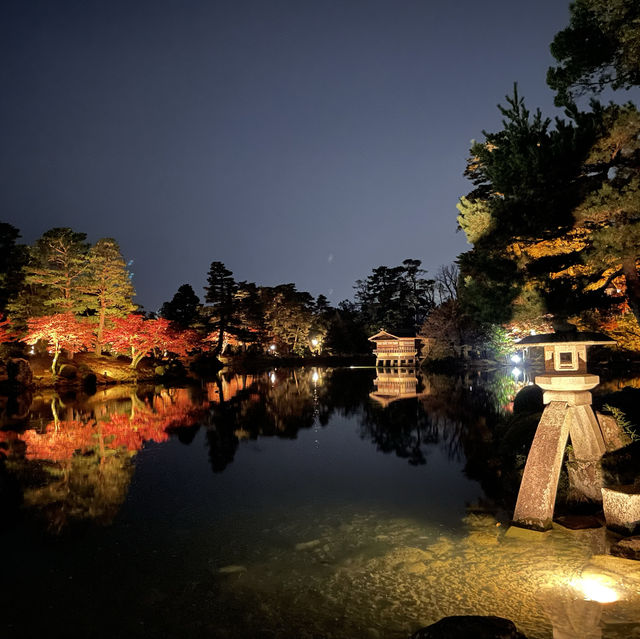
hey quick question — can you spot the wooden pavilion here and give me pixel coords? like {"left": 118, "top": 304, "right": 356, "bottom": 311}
{"left": 368, "top": 329, "right": 423, "bottom": 367}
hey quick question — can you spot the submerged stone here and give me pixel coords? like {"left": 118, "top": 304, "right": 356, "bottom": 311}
{"left": 611, "top": 537, "right": 640, "bottom": 561}
{"left": 602, "top": 486, "right": 640, "bottom": 535}
{"left": 295, "top": 539, "right": 321, "bottom": 551}
{"left": 409, "top": 615, "right": 527, "bottom": 639}
{"left": 218, "top": 565, "right": 247, "bottom": 574}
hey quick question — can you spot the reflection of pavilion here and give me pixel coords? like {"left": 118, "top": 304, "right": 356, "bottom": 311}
{"left": 369, "top": 368, "right": 431, "bottom": 407}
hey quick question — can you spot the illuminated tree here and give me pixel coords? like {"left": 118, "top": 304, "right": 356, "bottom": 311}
{"left": 22, "top": 227, "right": 90, "bottom": 315}
{"left": 261, "top": 284, "right": 315, "bottom": 355}
{"left": 105, "top": 315, "right": 196, "bottom": 368}
{"left": 21, "top": 313, "right": 94, "bottom": 374}
{"left": 81, "top": 238, "right": 136, "bottom": 354}
{"left": 0, "top": 316, "right": 12, "bottom": 344}
{"left": 575, "top": 103, "right": 640, "bottom": 323}
{"left": 457, "top": 86, "right": 609, "bottom": 325}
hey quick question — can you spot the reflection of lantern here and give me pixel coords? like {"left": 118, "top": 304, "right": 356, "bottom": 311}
{"left": 512, "top": 331, "right": 615, "bottom": 531}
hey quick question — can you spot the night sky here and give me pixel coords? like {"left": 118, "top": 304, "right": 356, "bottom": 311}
{"left": 2, "top": 1, "right": 577, "bottom": 311}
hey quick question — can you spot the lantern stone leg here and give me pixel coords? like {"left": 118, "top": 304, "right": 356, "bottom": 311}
{"left": 513, "top": 402, "right": 572, "bottom": 531}
{"left": 512, "top": 331, "right": 616, "bottom": 532}
{"left": 566, "top": 404, "right": 607, "bottom": 502}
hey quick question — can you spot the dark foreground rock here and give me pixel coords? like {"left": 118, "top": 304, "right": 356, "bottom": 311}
{"left": 6, "top": 358, "right": 33, "bottom": 387}
{"left": 611, "top": 536, "right": 640, "bottom": 561}
{"left": 410, "top": 615, "right": 527, "bottom": 639}
{"left": 554, "top": 514, "right": 603, "bottom": 530}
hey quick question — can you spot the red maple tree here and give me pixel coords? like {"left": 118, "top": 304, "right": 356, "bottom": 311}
{"left": 105, "top": 315, "right": 198, "bottom": 368}
{"left": 21, "top": 313, "right": 95, "bottom": 374}
{"left": 0, "top": 316, "right": 12, "bottom": 344}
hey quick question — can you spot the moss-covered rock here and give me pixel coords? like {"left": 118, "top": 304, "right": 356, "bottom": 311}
{"left": 58, "top": 364, "right": 77, "bottom": 380}
{"left": 602, "top": 440, "right": 640, "bottom": 487}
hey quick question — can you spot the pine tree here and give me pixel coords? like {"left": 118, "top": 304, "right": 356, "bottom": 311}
{"left": 204, "top": 262, "right": 237, "bottom": 356}
{"left": 81, "top": 238, "right": 136, "bottom": 354}
{"left": 21, "top": 227, "right": 90, "bottom": 316}
{"left": 160, "top": 284, "right": 202, "bottom": 329}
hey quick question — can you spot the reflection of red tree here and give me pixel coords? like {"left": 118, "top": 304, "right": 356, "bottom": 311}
{"left": 100, "top": 413, "right": 169, "bottom": 450}
{"left": 3, "top": 390, "right": 207, "bottom": 462}
{"left": 22, "top": 420, "right": 97, "bottom": 462}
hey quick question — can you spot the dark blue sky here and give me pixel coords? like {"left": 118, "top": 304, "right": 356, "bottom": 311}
{"left": 1, "top": 1, "right": 583, "bottom": 311}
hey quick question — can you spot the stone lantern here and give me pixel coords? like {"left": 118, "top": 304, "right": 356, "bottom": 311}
{"left": 511, "top": 331, "right": 615, "bottom": 531}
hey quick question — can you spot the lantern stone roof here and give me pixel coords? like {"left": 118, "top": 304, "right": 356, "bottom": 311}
{"left": 517, "top": 331, "right": 616, "bottom": 347}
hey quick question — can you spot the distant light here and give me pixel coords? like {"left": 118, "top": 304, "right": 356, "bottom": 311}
{"left": 510, "top": 353, "right": 521, "bottom": 364}
{"left": 269, "top": 344, "right": 276, "bottom": 351}
{"left": 270, "top": 372, "right": 276, "bottom": 383}
{"left": 311, "top": 338, "right": 318, "bottom": 347}
{"left": 312, "top": 371, "right": 319, "bottom": 383}
{"left": 511, "top": 367, "right": 522, "bottom": 379}
{"left": 572, "top": 575, "right": 620, "bottom": 603}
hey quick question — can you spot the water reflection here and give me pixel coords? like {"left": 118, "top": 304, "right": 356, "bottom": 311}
{"left": 369, "top": 367, "right": 429, "bottom": 407}
{"left": 1, "top": 368, "right": 640, "bottom": 638}
{"left": 0, "top": 386, "right": 207, "bottom": 532}
{"left": 0, "top": 368, "right": 510, "bottom": 532}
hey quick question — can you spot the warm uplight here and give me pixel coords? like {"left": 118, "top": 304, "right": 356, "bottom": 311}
{"left": 312, "top": 371, "right": 319, "bottom": 383}
{"left": 571, "top": 575, "right": 620, "bottom": 603}
{"left": 311, "top": 338, "right": 318, "bottom": 347}
{"left": 510, "top": 353, "right": 521, "bottom": 364}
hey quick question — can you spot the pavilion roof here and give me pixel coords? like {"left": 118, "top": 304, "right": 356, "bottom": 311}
{"left": 369, "top": 329, "right": 417, "bottom": 341}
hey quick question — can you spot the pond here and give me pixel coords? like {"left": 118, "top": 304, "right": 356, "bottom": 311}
{"left": 1, "top": 367, "right": 639, "bottom": 639}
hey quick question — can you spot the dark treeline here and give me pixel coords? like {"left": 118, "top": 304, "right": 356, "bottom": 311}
{"left": 0, "top": 222, "right": 456, "bottom": 364}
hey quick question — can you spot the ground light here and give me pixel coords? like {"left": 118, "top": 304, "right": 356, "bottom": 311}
{"left": 570, "top": 574, "right": 620, "bottom": 603}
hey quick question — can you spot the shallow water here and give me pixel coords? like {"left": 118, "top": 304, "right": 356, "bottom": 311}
{"left": 1, "top": 367, "right": 639, "bottom": 638}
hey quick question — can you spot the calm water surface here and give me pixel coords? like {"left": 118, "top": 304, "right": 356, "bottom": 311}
{"left": 1, "top": 367, "right": 639, "bottom": 639}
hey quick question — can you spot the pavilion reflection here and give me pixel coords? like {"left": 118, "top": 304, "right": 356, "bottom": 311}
{"left": 0, "top": 367, "right": 572, "bottom": 532}
{"left": 369, "top": 367, "right": 431, "bottom": 407}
